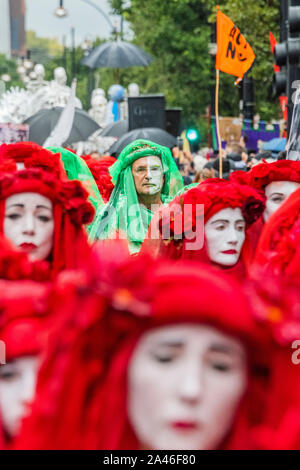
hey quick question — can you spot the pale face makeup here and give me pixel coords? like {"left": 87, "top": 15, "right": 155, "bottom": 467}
{"left": 132, "top": 156, "right": 164, "bottom": 196}
{"left": 0, "top": 356, "right": 40, "bottom": 438}
{"left": 204, "top": 208, "right": 246, "bottom": 267}
{"left": 128, "top": 324, "right": 247, "bottom": 450}
{"left": 4, "top": 192, "right": 54, "bottom": 261}
{"left": 263, "top": 181, "right": 300, "bottom": 222}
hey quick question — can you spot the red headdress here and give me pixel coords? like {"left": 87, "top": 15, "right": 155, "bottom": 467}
{"left": 0, "top": 149, "right": 94, "bottom": 277}
{"left": 142, "top": 179, "right": 265, "bottom": 278}
{"left": 230, "top": 160, "right": 300, "bottom": 192}
{"left": 0, "top": 142, "right": 66, "bottom": 180}
{"left": 81, "top": 155, "right": 116, "bottom": 203}
{"left": 13, "top": 251, "right": 271, "bottom": 450}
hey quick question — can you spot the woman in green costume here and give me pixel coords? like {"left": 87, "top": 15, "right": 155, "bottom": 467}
{"left": 89, "top": 139, "right": 183, "bottom": 254}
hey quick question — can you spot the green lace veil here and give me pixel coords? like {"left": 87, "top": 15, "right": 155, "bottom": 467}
{"left": 47, "top": 147, "right": 104, "bottom": 234}
{"left": 89, "top": 139, "right": 183, "bottom": 252}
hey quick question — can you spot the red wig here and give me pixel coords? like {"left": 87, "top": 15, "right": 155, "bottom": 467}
{"left": 230, "top": 160, "right": 300, "bottom": 192}
{"left": 13, "top": 253, "right": 272, "bottom": 450}
{"left": 0, "top": 142, "right": 66, "bottom": 180}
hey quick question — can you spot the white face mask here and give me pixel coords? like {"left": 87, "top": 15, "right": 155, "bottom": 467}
{"left": 128, "top": 324, "right": 247, "bottom": 450}
{"left": 4, "top": 192, "right": 54, "bottom": 262}
{"left": 0, "top": 356, "right": 40, "bottom": 438}
{"left": 263, "top": 181, "right": 300, "bottom": 222}
{"left": 204, "top": 208, "right": 245, "bottom": 267}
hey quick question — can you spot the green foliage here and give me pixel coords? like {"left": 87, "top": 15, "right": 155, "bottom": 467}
{"left": 108, "top": 0, "right": 281, "bottom": 124}
{"left": 213, "top": 0, "right": 280, "bottom": 121}
{"left": 26, "top": 30, "right": 63, "bottom": 65}
{"left": 0, "top": 54, "right": 23, "bottom": 90}
{"left": 115, "top": 0, "right": 213, "bottom": 126}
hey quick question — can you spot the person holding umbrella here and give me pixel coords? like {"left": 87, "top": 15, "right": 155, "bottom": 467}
{"left": 89, "top": 139, "right": 183, "bottom": 254}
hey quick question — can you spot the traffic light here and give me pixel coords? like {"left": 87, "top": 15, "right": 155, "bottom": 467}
{"left": 272, "top": 1, "right": 300, "bottom": 134}
{"left": 242, "top": 74, "right": 254, "bottom": 121}
{"left": 186, "top": 128, "right": 200, "bottom": 152}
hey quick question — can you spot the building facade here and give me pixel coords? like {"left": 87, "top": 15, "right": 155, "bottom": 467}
{"left": 0, "top": 0, "right": 26, "bottom": 58}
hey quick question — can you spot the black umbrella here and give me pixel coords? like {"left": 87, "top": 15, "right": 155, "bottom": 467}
{"left": 109, "top": 128, "right": 177, "bottom": 156}
{"left": 23, "top": 107, "right": 100, "bottom": 146}
{"left": 100, "top": 120, "right": 129, "bottom": 138}
{"left": 82, "top": 40, "right": 153, "bottom": 69}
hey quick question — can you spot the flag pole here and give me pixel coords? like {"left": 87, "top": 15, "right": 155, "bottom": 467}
{"left": 215, "top": 68, "right": 223, "bottom": 178}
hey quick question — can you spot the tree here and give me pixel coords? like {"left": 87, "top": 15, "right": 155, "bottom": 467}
{"left": 110, "top": 0, "right": 213, "bottom": 128}
{"left": 0, "top": 54, "right": 23, "bottom": 91}
{"left": 212, "top": 0, "right": 280, "bottom": 121}
{"left": 109, "top": 0, "right": 281, "bottom": 123}
{"left": 26, "top": 30, "right": 63, "bottom": 65}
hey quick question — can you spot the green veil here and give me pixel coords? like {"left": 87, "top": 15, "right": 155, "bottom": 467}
{"left": 47, "top": 147, "right": 104, "bottom": 234}
{"left": 89, "top": 139, "right": 183, "bottom": 253}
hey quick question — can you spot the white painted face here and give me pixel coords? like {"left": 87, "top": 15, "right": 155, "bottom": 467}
{"left": 128, "top": 324, "right": 247, "bottom": 450}
{"left": 0, "top": 356, "right": 40, "bottom": 438}
{"left": 4, "top": 192, "right": 54, "bottom": 261}
{"left": 204, "top": 208, "right": 245, "bottom": 267}
{"left": 132, "top": 156, "right": 164, "bottom": 196}
{"left": 146, "top": 156, "right": 164, "bottom": 195}
{"left": 263, "top": 180, "right": 300, "bottom": 222}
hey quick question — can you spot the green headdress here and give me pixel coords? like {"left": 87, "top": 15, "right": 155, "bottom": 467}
{"left": 89, "top": 139, "right": 183, "bottom": 253}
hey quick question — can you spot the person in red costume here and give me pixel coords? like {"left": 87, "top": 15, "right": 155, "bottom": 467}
{"left": 230, "top": 160, "right": 300, "bottom": 252}
{"left": 253, "top": 187, "right": 300, "bottom": 280}
{"left": 0, "top": 238, "right": 51, "bottom": 449}
{"left": 13, "top": 251, "right": 272, "bottom": 450}
{"left": 0, "top": 144, "right": 94, "bottom": 277}
{"left": 142, "top": 179, "right": 265, "bottom": 278}
{"left": 244, "top": 271, "right": 300, "bottom": 450}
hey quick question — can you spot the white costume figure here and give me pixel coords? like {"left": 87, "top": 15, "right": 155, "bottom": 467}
{"left": 26, "top": 64, "right": 48, "bottom": 94}
{"left": 128, "top": 83, "right": 140, "bottom": 97}
{"left": 41, "top": 67, "right": 82, "bottom": 109}
{"left": 120, "top": 83, "right": 140, "bottom": 121}
{"left": 88, "top": 94, "right": 107, "bottom": 128}
{"left": 0, "top": 87, "right": 33, "bottom": 124}
{"left": 91, "top": 88, "right": 106, "bottom": 100}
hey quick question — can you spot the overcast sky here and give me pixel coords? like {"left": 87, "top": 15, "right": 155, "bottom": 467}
{"left": 25, "top": 0, "right": 130, "bottom": 46}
